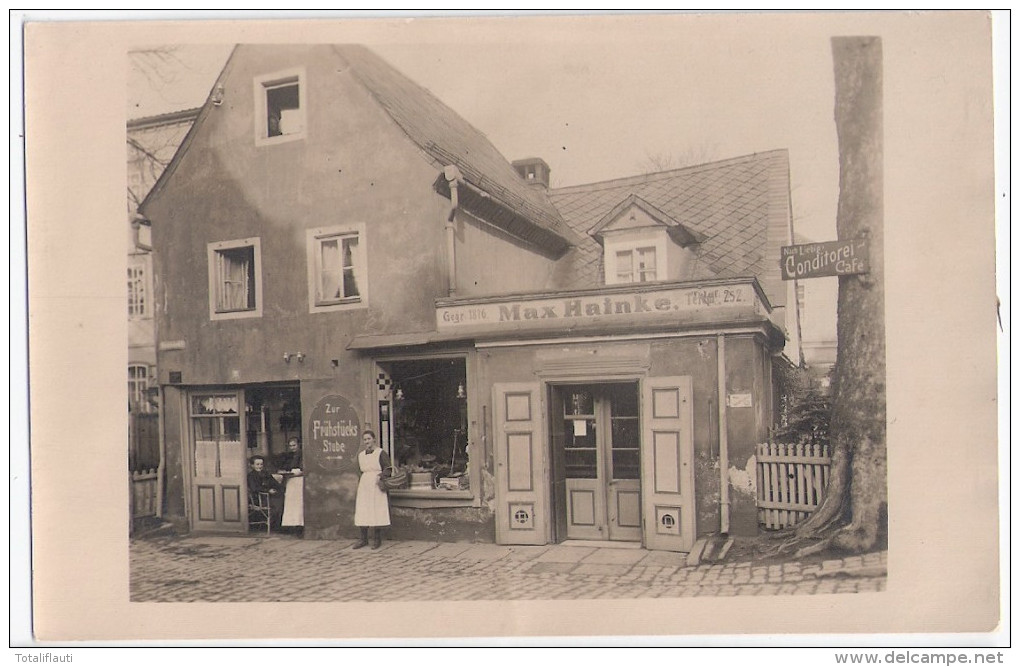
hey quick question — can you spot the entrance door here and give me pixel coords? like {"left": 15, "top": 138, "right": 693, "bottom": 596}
{"left": 189, "top": 391, "right": 247, "bottom": 532}
{"left": 640, "top": 376, "right": 695, "bottom": 551}
{"left": 555, "top": 383, "right": 642, "bottom": 542}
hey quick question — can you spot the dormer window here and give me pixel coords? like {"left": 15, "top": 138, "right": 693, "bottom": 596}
{"left": 590, "top": 194, "right": 707, "bottom": 286}
{"left": 615, "top": 246, "right": 658, "bottom": 283}
{"left": 254, "top": 69, "right": 306, "bottom": 146}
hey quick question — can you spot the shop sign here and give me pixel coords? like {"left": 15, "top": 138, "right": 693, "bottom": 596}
{"left": 308, "top": 394, "right": 361, "bottom": 472}
{"left": 781, "top": 238, "right": 869, "bottom": 280}
{"left": 437, "top": 282, "right": 762, "bottom": 332}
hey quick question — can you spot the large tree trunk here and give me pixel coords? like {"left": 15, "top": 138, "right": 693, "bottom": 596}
{"left": 776, "top": 36, "right": 887, "bottom": 557}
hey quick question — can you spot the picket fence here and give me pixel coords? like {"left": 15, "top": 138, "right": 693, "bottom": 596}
{"left": 755, "top": 442, "right": 831, "bottom": 530}
{"left": 131, "top": 468, "right": 159, "bottom": 519}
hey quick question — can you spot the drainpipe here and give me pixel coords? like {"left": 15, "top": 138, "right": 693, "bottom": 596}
{"left": 156, "top": 385, "right": 165, "bottom": 519}
{"left": 717, "top": 334, "right": 730, "bottom": 535}
{"left": 443, "top": 165, "right": 462, "bottom": 297}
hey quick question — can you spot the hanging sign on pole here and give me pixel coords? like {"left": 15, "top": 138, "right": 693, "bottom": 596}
{"left": 781, "top": 238, "right": 869, "bottom": 280}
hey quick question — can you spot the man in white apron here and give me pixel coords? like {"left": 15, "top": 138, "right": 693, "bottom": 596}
{"left": 353, "top": 429, "right": 391, "bottom": 549}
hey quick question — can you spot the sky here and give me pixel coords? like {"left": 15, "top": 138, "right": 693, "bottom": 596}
{"left": 127, "top": 23, "right": 841, "bottom": 343}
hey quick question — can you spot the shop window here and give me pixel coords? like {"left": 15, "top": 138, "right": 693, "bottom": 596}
{"left": 306, "top": 224, "right": 367, "bottom": 312}
{"left": 208, "top": 238, "right": 262, "bottom": 320}
{"left": 382, "top": 358, "right": 470, "bottom": 493}
{"left": 127, "top": 260, "right": 148, "bottom": 318}
{"left": 254, "top": 69, "right": 306, "bottom": 145}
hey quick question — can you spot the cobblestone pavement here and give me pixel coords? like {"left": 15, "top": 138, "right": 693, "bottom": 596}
{"left": 130, "top": 534, "right": 887, "bottom": 602}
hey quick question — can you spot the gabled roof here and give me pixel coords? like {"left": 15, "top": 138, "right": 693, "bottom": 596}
{"left": 141, "top": 45, "right": 579, "bottom": 253}
{"left": 549, "top": 150, "right": 792, "bottom": 297}
{"left": 588, "top": 193, "right": 706, "bottom": 247}
{"left": 333, "top": 45, "right": 580, "bottom": 253}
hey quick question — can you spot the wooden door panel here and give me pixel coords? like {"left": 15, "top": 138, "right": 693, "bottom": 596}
{"left": 641, "top": 377, "right": 695, "bottom": 551}
{"left": 493, "top": 383, "right": 548, "bottom": 545}
{"left": 608, "top": 480, "right": 642, "bottom": 540}
{"left": 566, "top": 478, "right": 602, "bottom": 540}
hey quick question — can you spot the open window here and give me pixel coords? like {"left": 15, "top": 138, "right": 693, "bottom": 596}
{"left": 254, "top": 69, "right": 306, "bottom": 145}
{"left": 208, "top": 237, "right": 262, "bottom": 320}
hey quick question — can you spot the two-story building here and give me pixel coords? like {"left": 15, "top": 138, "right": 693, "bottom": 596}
{"left": 140, "top": 44, "right": 800, "bottom": 552}
{"left": 127, "top": 108, "right": 198, "bottom": 485}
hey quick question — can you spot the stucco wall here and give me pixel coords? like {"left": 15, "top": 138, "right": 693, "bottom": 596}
{"left": 455, "top": 211, "right": 564, "bottom": 296}
{"left": 149, "top": 46, "right": 455, "bottom": 388}
{"left": 159, "top": 385, "right": 188, "bottom": 531}
{"left": 722, "top": 335, "right": 768, "bottom": 535}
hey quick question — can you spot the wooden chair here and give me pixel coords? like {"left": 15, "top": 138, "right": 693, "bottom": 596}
{"left": 248, "top": 492, "right": 272, "bottom": 534}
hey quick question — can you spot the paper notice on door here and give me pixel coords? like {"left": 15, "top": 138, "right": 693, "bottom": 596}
{"left": 573, "top": 419, "right": 587, "bottom": 436}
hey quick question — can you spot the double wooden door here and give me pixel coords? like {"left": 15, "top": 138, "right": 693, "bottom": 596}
{"left": 492, "top": 376, "right": 694, "bottom": 552}
{"left": 552, "top": 383, "right": 642, "bottom": 542}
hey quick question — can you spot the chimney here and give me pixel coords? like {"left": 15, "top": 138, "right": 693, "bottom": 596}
{"left": 512, "top": 157, "right": 551, "bottom": 189}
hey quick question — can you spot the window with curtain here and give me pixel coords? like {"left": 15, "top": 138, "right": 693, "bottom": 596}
{"left": 307, "top": 224, "right": 367, "bottom": 312}
{"left": 208, "top": 238, "right": 262, "bottom": 320}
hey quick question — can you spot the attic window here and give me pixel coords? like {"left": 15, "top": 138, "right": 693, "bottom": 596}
{"left": 615, "top": 247, "right": 658, "bottom": 283}
{"left": 254, "top": 69, "right": 306, "bottom": 145}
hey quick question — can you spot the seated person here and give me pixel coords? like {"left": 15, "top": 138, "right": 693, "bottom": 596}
{"left": 276, "top": 437, "right": 303, "bottom": 473}
{"left": 247, "top": 455, "right": 283, "bottom": 531}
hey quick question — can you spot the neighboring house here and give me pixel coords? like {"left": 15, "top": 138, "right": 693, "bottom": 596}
{"left": 139, "top": 45, "right": 802, "bottom": 551}
{"left": 792, "top": 233, "right": 837, "bottom": 392}
{"left": 127, "top": 108, "right": 198, "bottom": 473}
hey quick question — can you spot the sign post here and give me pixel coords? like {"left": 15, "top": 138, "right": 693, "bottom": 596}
{"left": 781, "top": 238, "right": 869, "bottom": 280}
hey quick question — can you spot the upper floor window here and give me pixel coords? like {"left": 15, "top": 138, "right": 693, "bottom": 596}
{"left": 306, "top": 224, "right": 368, "bottom": 313}
{"left": 254, "top": 69, "right": 306, "bottom": 146}
{"left": 208, "top": 237, "right": 263, "bottom": 320}
{"left": 128, "top": 261, "right": 148, "bottom": 318}
{"left": 615, "top": 246, "right": 658, "bottom": 283}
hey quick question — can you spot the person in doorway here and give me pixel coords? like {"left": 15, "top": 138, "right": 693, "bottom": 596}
{"left": 276, "top": 437, "right": 305, "bottom": 534}
{"left": 247, "top": 455, "right": 283, "bottom": 531}
{"left": 352, "top": 429, "right": 391, "bottom": 550}
{"left": 276, "top": 436, "right": 303, "bottom": 473}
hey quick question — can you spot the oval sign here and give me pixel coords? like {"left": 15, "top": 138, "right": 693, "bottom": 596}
{"left": 308, "top": 394, "right": 361, "bottom": 472}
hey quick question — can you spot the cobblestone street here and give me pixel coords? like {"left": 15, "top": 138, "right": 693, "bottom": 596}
{"left": 130, "top": 534, "right": 887, "bottom": 602}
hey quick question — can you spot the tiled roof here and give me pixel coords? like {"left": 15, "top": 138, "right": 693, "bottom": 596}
{"left": 334, "top": 45, "right": 579, "bottom": 251}
{"left": 549, "top": 150, "right": 791, "bottom": 300}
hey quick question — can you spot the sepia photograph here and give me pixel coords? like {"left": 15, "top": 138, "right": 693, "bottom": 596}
{"left": 18, "top": 10, "right": 1004, "bottom": 650}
